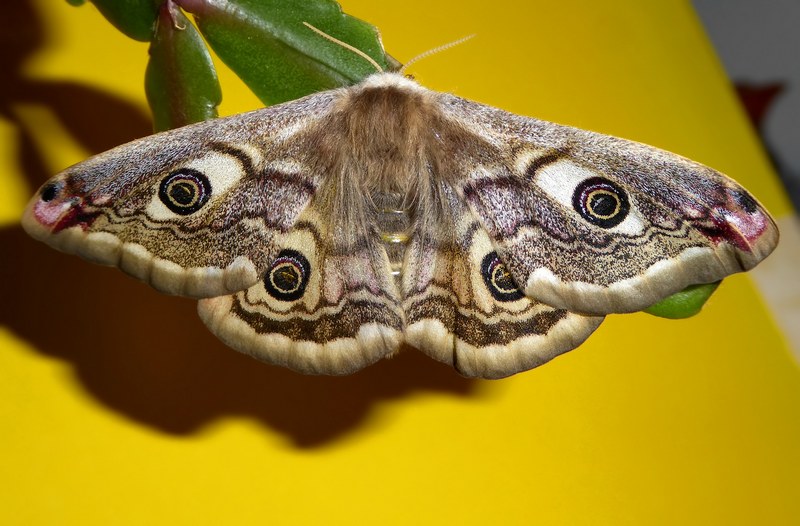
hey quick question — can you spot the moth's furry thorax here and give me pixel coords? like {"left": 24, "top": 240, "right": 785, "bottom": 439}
{"left": 328, "top": 73, "right": 445, "bottom": 192}
{"left": 312, "top": 73, "right": 458, "bottom": 243}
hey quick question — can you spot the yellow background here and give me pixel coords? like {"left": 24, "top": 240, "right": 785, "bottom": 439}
{"left": 1, "top": 0, "right": 798, "bottom": 524}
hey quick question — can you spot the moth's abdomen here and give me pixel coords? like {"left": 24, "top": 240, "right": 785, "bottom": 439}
{"left": 373, "top": 192, "right": 411, "bottom": 289}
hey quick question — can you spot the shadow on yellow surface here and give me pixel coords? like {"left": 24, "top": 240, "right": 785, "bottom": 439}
{"left": 1, "top": 224, "right": 477, "bottom": 446}
{"left": 2, "top": 223, "right": 480, "bottom": 445}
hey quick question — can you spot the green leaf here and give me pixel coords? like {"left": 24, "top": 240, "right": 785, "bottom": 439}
{"left": 86, "top": 0, "right": 161, "bottom": 42}
{"left": 175, "top": 0, "right": 389, "bottom": 105}
{"left": 644, "top": 282, "right": 721, "bottom": 319}
{"left": 145, "top": 3, "right": 221, "bottom": 131}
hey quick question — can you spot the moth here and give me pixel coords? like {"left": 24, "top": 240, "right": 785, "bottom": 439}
{"left": 23, "top": 69, "right": 778, "bottom": 378}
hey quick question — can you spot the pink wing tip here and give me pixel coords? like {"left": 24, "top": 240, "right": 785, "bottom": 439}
{"left": 28, "top": 181, "right": 100, "bottom": 233}
{"left": 694, "top": 187, "right": 775, "bottom": 253}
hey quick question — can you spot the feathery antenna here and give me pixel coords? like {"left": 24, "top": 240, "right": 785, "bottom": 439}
{"left": 302, "top": 22, "right": 475, "bottom": 76}
{"left": 400, "top": 34, "right": 476, "bottom": 74}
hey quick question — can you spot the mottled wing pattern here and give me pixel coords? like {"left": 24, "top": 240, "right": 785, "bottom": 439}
{"left": 22, "top": 72, "right": 780, "bottom": 378}
{"left": 403, "top": 186, "right": 603, "bottom": 379}
{"left": 436, "top": 94, "right": 779, "bottom": 314}
{"left": 198, "top": 205, "right": 404, "bottom": 375}
{"left": 22, "top": 91, "right": 339, "bottom": 298}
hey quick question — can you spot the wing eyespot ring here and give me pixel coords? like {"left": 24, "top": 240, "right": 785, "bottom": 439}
{"left": 158, "top": 168, "right": 211, "bottom": 215}
{"left": 572, "top": 177, "right": 629, "bottom": 228}
{"left": 481, "top": 252, "right": 524, "bottom": 302}
{"left": 264, "top": 249, "right": 311, "bottom": 302}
